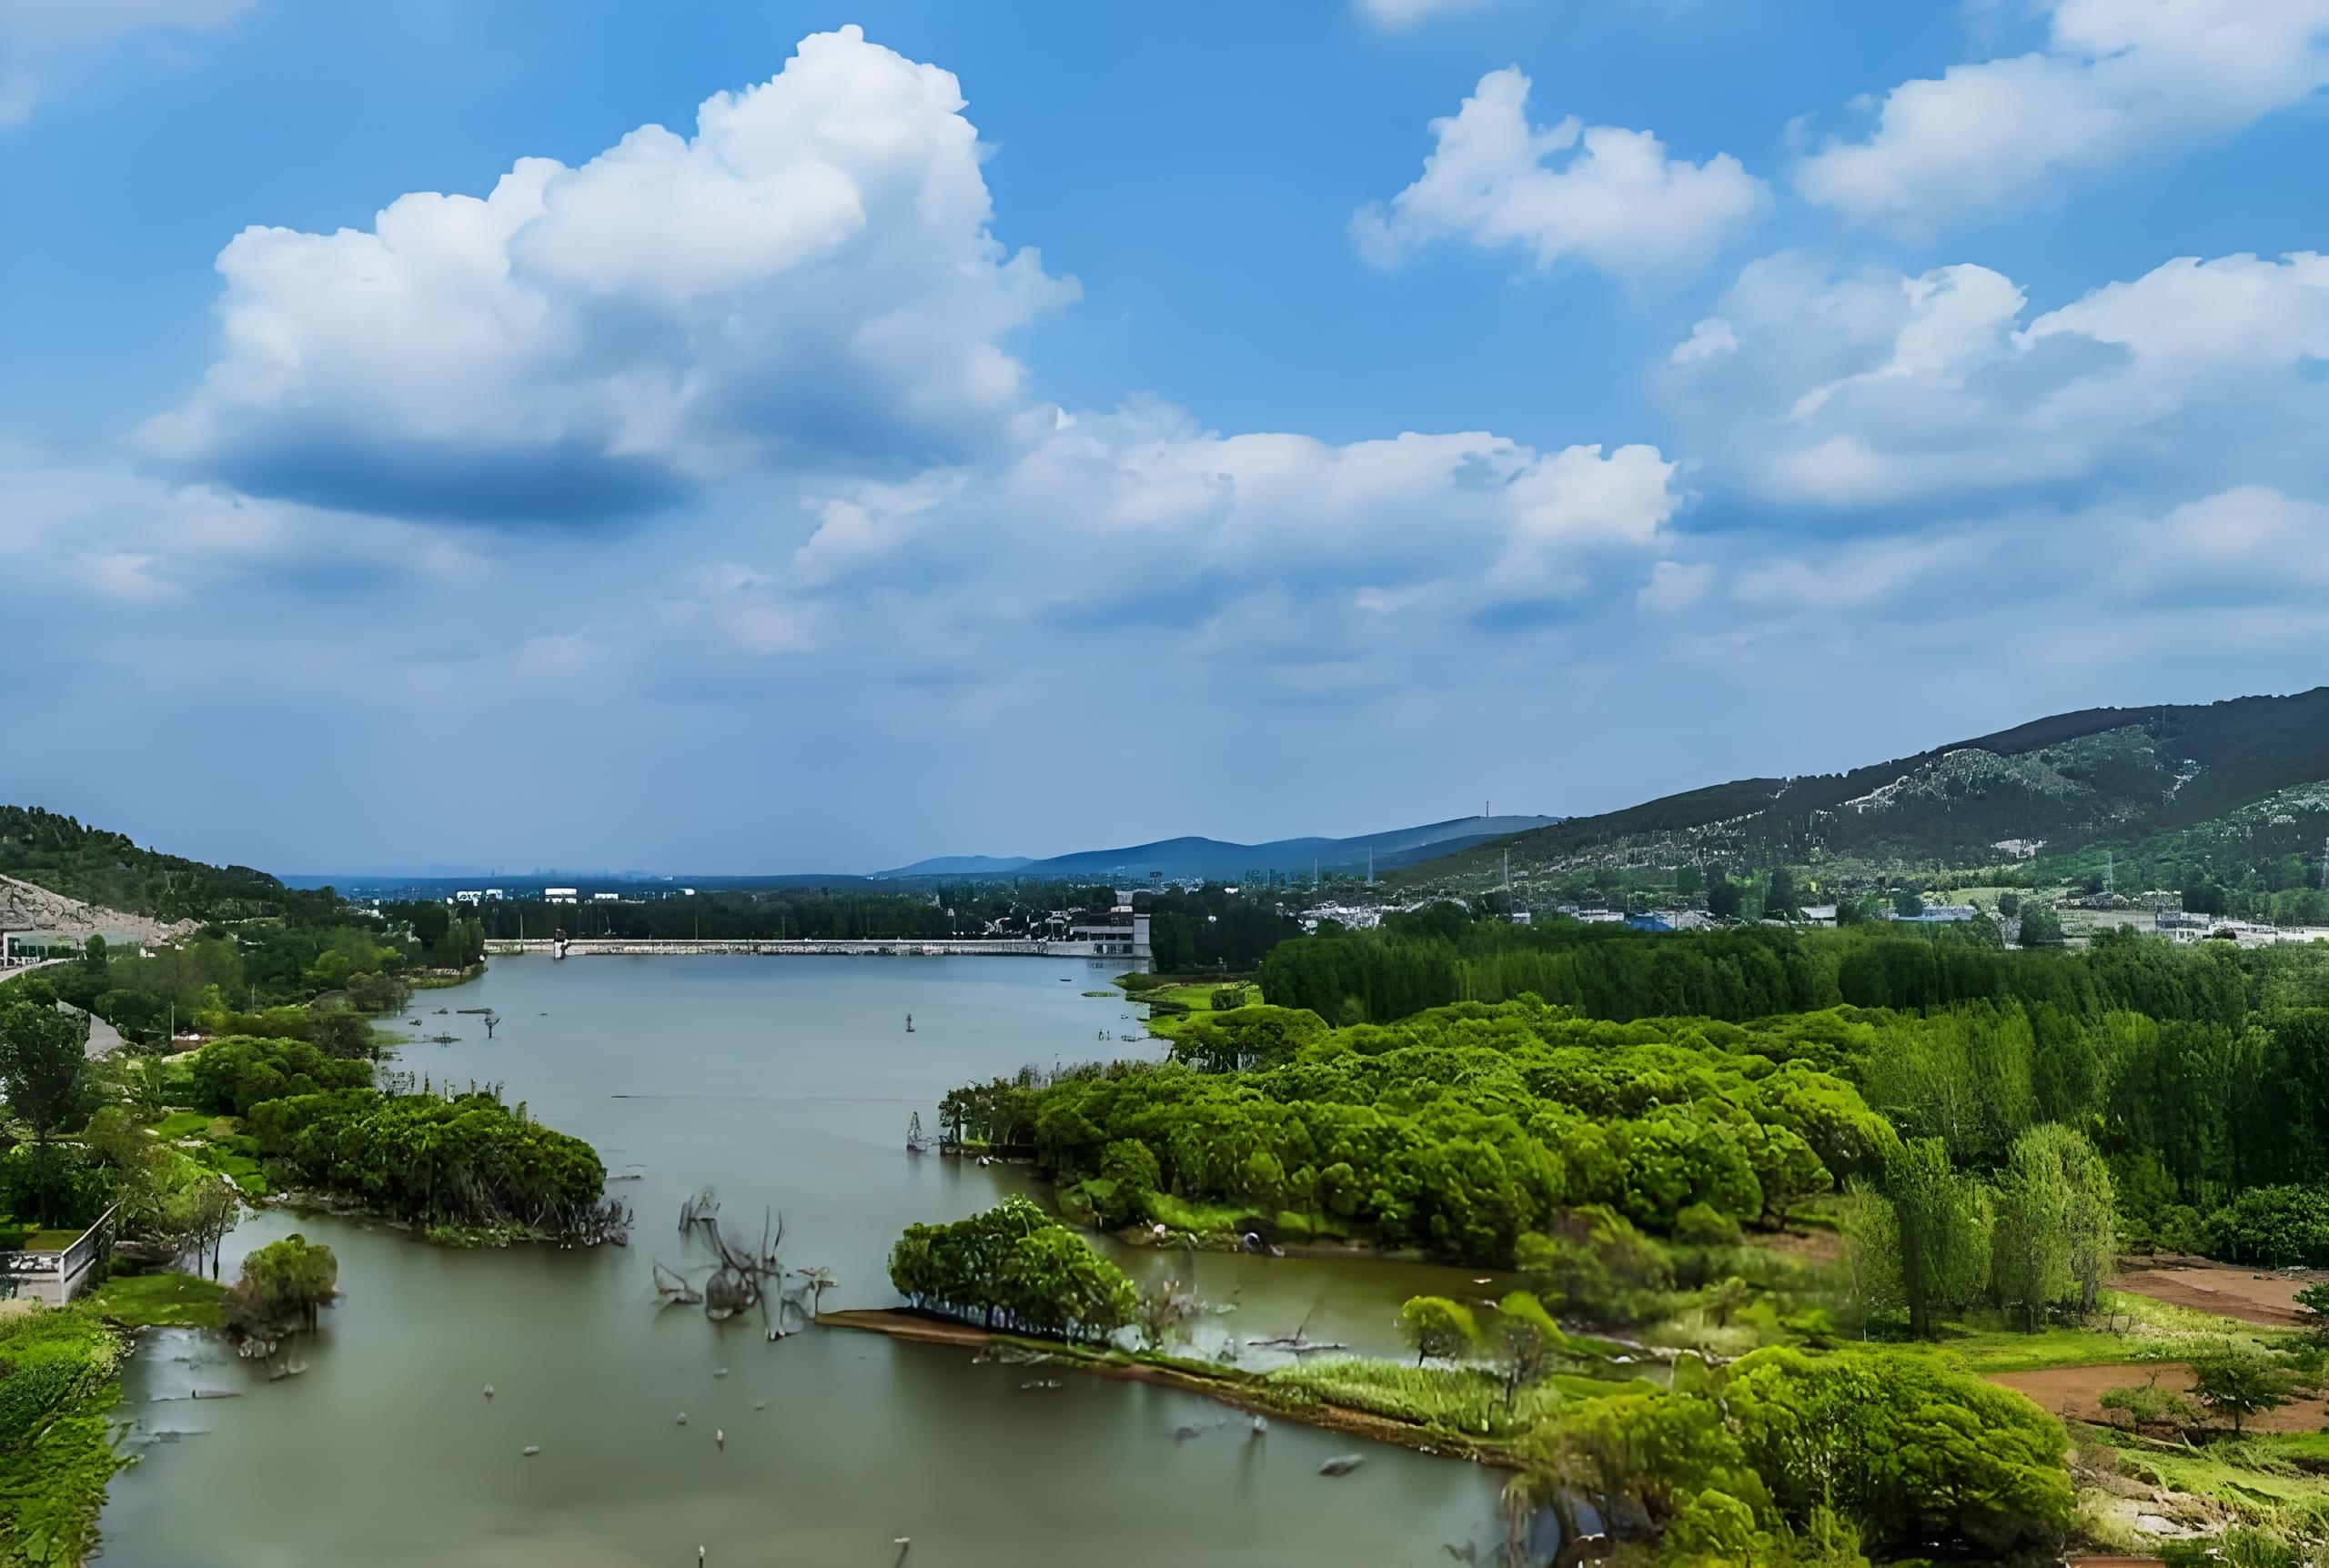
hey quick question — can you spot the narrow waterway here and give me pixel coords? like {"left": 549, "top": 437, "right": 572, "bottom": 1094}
{"left": 98, "top": 957, "right": 1507, "bottom": 1566}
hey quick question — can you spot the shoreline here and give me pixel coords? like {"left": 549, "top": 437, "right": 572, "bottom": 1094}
{"left": 815, "top": 1306, "right": 1524, "bottom": 1469}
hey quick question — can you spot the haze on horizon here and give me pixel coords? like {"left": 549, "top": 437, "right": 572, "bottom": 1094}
{"left": 5, "top": 1, "right": 2327, "bottom": 876}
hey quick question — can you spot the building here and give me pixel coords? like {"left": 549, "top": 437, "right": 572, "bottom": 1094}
{"left": 591, "top": 892, "right": 622, "bottom": 903}
{"left": 1890, "top": 905, "right": 1980, "bottom": 924}
{"left": 544, "top": 888, "right": 580, "bottom": 904}
{"left": 454, "top": 890, "right": 483, "bottom": 904}
{"left": 1067, "top": 911, "right": 1151, "bottom": 958}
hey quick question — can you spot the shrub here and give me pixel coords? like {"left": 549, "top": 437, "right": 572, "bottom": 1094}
{"left": 889, "top": 1197, "right": 1137, "bottom": 1342}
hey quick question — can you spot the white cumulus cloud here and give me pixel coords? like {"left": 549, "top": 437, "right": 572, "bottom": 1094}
{"left": 1799, "top": 0, "right": 2329, "bottom": 226}
{"left": 1673, "top": 248, "right": 2329, "bottom": 507}
{"left": 137, "top": 26, "right": 1077, "bottom": 523}
{"left": 1353, "top": 66, "right": 1767, "bottom": 276}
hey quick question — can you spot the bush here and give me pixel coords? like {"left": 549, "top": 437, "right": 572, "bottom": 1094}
{"left": 1720, "top": 1347, "right": 2070, "bottom": 1559}
{"left": 889, "top": 1196, "right": 1137, "bottom": 1342}
{"left": 224, "top": 1233, "right": 338, "bottom": 1342}
{"left": 253, "top": 1089, "right": 614, "bottom": 1239}
{"left": 187, "top": 1036, "right": 372, "bottom": 1119}
{"left": 2210, "top": 1185, "right": 2329, "bottom": 1268}
{"left": 1674, "top": 1201, "right": 1742, "bottom": 1250}
{"left": 1517, "top": 1206, "right": 1674, "bottom": 1325}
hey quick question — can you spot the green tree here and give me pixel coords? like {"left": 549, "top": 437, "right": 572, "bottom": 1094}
{"left": 1490, "top": 1291, "right": 1567, "bottom": 1411}
{"left": 2018, "top": 902, "right": 2065, "bottom": 947}
{"left": 1884, "top": 1137, "right": 1991, "bottom": 1340}
{"left": 1398, "top": 1294, "right": 1478, "bottom": 1367}
{"left": 2190, "top": 1345, "right": 2294, "bottom": 1434}
{"left": 2296, "top": 1281, "right": 2329, "bottom": 1341}
{"left": 0, "top": 998, "right": 96, "bottom": 1226}
{"left": 310, "top": 1010, "right": 374, "bottom": 1060}
{"left": 1990, "top": 1129, "right": 2076, "bottom": 1332}
{"left": 225, "top": 1232, "right": 339, "bottom": 1342}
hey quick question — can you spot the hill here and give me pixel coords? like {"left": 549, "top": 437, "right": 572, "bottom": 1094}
{"left": 874, "top": 816, "right": 1560, "bottom": 883}
{"left": 0, "top": 806, "right": 300, "bottom": 923}
{"left": 1410, "top": 689, "right": 2329, "bottom": 887}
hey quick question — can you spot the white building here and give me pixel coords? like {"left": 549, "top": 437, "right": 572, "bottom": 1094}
{"left": 544, "top": 888, "right": 580, "bottom": 904}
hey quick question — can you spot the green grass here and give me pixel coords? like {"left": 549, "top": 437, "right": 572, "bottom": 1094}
{"left": 1921, "top": 1290, "right": 2284, "bottom": 1375}
{"left": 1138, "top": 1191, "right": 1255, "bottom": 1235}
{"left": 0, "top": 1303, "right": 125, "bottom": 1567}
{"left": 82, "top": 1271, "right": 227, "bottom": 1331}
{"left": 151, "top": 1111, "right": 232, "bottom": 1140}
{"left": 12, "top": 1233, "right": 84, "bottom": 1255}
{"left": 2098, "top": 1430, "right": 2329, "bottom": 1518}
{"left": 1114, "top": 976, "right": 1261, "bottom": 1038}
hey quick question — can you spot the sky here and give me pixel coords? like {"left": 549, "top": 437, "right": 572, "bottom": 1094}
{"left": 3, "top": 0, "right": 2327, "bottom": 875}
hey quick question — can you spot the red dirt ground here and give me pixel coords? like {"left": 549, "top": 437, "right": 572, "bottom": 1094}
{"left": 2112, "top": 1260, "right": 2319, "bottom": 1328}
{"left": 1990, "top": 1361, "right": 2328, "bottom": 1433}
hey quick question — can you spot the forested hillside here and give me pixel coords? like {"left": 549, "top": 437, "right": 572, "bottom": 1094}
{"left": 0, "top": 806, "right": 308, "bottom": 922}
{"left": 1416, "top": 688, "right": 2329, "bottom": 887}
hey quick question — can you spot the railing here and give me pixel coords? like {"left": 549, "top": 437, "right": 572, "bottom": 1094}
{"left": 0, "top": 1204, "right": 117, "bottom": 1299}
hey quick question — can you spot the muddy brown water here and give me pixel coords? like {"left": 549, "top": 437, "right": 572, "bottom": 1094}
{"left": 96, "top": 956, "right": 1506, "bottom": 1566}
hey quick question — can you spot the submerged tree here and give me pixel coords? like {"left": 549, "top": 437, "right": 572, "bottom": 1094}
{"left": 654, "top": 1188, "right": 829, "bottom": 1341}
{"left": 225, "top": 1232, "right": 338, "bottom": 1352}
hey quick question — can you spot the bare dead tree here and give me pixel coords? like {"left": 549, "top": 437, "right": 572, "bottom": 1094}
{"left": 658, "top": 1188, "right": 831, "bottom": 1341}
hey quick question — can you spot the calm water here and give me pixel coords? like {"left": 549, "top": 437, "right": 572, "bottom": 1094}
{"left": 98, "top": 957, "right": 1506, "bottom": 1566}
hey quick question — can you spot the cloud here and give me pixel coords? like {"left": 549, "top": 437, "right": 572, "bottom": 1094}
{"left": 0, "top": 0, "right": 252, "bottom": 130}
{"left": 2107, "top": 486, "right": 2329, "bottom": 601}
{"left": 1638, "top": 559, "right": 1713, "bottom": 611}
{"left": 787, "top": 401, "right": 1677, "bottom": 616}
{"left": 1731, "top": 534, "right": 1988, "bottom": 609}
{"left": 1355, "top": 0, "right": 1498, "bottom": 26}
{"left": 1671, "top": 248, "right": 2329, "bottom": 508}
{"left": 137, "top": 26, "right": 1077, "bottom": 523}
{"left": 1353, "top": 66, "right": 1766, "bottom": 276}
{"left": 0, "top": 443, "right": 482, "bottom": 601}
{"left": 1799, "top": 0, "right": 2329, "bottom": 225}
{"left": 1669, "top": 317, "right": 1739, "bottom": 366}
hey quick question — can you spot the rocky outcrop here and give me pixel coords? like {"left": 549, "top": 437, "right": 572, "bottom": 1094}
{"left": 0, "top": 872, "right": 195, "bottom": 946}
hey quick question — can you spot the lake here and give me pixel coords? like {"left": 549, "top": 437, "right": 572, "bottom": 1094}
{"left": 96, "top": 956, "right": 1507, "bottom": 1566}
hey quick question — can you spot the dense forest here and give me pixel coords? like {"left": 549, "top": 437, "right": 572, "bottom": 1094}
{"left": 1255, "top": 911, "right": 2274, "bottom": 1029}
{"left": 0, "top": 806, "right": 327, "bottom": 923}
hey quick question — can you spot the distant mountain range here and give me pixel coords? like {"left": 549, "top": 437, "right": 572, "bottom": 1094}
{"left": 1415, "top": 689, "right": 2329, "bottom": 884}
{"left": 875, "top": 816, "right": 1562, "bottom": 882}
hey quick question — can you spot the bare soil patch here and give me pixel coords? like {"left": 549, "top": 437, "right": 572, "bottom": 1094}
{"left": 2114, "top": 1259, "right": 2319, "bottom": 1327}
{"left": 1749, "top": 1228, "right": 1843, "bottom": 1267}
{"left": 1991, "top": 1361, "right": 2328, "bottom": 1433}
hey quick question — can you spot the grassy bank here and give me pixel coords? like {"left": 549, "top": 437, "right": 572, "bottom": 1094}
{"left": 1114, "top": 973, "right": 1258, "bottom": 1040}
{"left": 83, "top": 1272, "right": 228, "bottom": 1332}
{"left": 0, "top": 1305, "right": 125, "bottom": 1567}
{"left": 818, "top": 1306, "right": 1538, "bottom": 1465}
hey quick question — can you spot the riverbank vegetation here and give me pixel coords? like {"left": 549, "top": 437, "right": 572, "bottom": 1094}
{"left": 923, "top": 920, "right": 2329, "bottom": 1561}
{"left": 183, "top": 1036, "right": 623, "bottom": 1243}
{"left": 888, "top": 1197, "right": 1137, "bottom": 1342}
{"left": 0, "top": 1303, "right": 124, "bottom": 1568}
{"left": 222, "top": 1234, "right": 336, "bottom": 1352}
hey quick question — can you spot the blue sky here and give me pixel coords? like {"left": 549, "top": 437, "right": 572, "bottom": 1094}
{"left": 4, "top": 0, "right": 2327, "bottom": 875}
